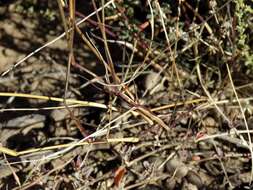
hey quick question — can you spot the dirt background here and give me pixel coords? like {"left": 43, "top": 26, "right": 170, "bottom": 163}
{"left": 0, "top": 0, "right": 253, "bottom": 189}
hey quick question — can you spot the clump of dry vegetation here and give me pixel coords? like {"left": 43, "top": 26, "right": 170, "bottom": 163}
{"left": 0, "top": 0, "right": 253, "bottom": 189}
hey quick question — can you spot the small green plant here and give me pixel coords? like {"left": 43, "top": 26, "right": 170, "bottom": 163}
{"left": 234, "top": 0, "right": 253, "bottom": 67}
{"left": 14, "top": 0, "right": 57, "bottom": 21}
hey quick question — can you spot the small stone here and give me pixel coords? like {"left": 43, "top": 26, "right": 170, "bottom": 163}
{"left": 186, "top": 171, "right": 203, "bottom": 188}
{"left": 164, "top": 178, "right": 176, "bottom": 190}
{"left": 145, "top": 72, "right": 162, "bottom": 91}
{"left": 165, "top": 158, "right": 189, "bottom": 179}
{"left": 203, "top": 117, "right": 217, "bottom": 127}
{"left": 182, "top": 181, "right": 198, "bottom": 190}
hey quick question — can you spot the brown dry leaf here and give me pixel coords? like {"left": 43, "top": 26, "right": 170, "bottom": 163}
{"left": 114, "top": 166, "right": 126, "bottom": 187}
